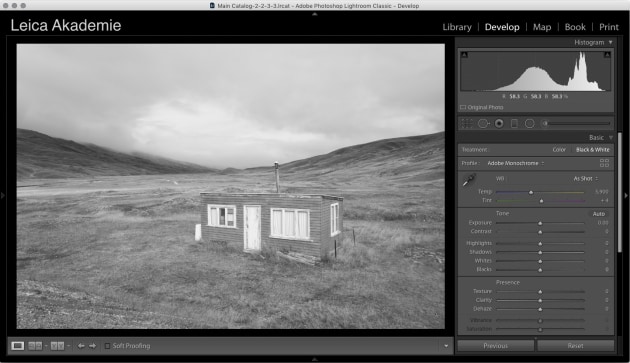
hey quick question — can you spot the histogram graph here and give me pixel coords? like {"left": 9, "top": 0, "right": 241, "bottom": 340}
{"left": 460, "top": 51, "right": 612, "bottom": 92}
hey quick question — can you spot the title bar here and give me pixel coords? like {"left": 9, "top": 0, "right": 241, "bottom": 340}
{"left": 3, "top": 0, "right": 629, "bottom": 11}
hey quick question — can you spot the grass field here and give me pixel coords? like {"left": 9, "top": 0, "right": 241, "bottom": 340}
{"left": 16, "top": 170, "right": 445, "bottom": 329}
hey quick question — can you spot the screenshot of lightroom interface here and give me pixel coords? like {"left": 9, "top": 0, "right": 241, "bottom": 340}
{"left": 2, "top": 0, "right": 629, "bottom": 361}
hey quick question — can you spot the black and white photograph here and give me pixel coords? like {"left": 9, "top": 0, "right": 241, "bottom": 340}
{"left": 16, "top": 44, "right": 445, "bottom": 329}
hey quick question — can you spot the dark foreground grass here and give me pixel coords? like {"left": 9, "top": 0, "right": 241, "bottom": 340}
{"left": 16, "top": 175, "right": 444, "bottom": 329}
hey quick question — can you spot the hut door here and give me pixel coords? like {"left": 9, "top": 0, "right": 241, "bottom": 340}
{"left": 244, "top": 205, "right": 261, "bottom": 251}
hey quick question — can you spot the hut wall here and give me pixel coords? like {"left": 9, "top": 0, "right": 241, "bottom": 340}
{"left": 320, "top": 195, "right": 344, "bottom": 257}
{"left": 200, "top": 193, "right": 325, "bottom": 257}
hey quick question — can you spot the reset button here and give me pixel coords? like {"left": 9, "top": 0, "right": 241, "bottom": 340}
{"left": 537, "top": 340, "right": 614, "bottom": 352}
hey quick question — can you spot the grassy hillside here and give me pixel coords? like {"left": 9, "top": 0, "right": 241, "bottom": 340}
{"left": 17, "top": 128, "right": 216, "bottom": 179}
{"left": 251, "top": 131, "right": 444, "bottom": 183}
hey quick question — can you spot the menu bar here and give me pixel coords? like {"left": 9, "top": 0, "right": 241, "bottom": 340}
{"left": 442, "top": 22, "right": 625, "bottom": 35}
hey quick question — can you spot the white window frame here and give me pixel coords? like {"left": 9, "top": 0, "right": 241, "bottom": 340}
{"left": 270, "top": 208, "right": 310, "bottom": 241}
{"left": 330, "top": 202, "right": 340, "bottom": 237}
{"left": 207, "top": 204, "right": 237, "bottom": 228}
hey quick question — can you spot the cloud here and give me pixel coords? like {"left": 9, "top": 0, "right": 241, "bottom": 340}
{"left": 17, "top": 44, "right": 444, "bottom": 168}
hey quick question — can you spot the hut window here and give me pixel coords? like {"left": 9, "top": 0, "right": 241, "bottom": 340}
{"left": 284, "top": 210, "right": 295, "bottom": 237}
{"left": 226, "top": 208, "right": 235, "bottom": 226}
{"left": 208, "top": 205, "right": 236, "bottom": 228}
{"left": 331, "top": 203, "right": 340, "bottom": 236}
{"left": 271, "top": 208, "right": 310, "bottom": 239}
{"left": 271, "top": 209, "right": 283, "bottom": 236}
{"left": 296, "top": 211, "right": 309, "bottom": 239}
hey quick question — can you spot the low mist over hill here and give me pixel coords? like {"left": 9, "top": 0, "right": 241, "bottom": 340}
{"left": 17, "top": 128, "right": 216, "bottom": 179}
{"left": 17, "top": 128, "right": 444, "bottom": 183}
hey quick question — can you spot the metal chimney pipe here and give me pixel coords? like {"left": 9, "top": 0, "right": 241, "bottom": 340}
{"left": 274, "top": 161, "right": 280, "bottom": 193}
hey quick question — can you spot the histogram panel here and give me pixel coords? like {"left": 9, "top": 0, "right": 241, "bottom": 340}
{"left": 460, "top": 51, "right": 612, "bottom": 92}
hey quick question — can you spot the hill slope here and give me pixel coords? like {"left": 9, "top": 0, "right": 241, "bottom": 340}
{"left": 17, "top": 129, "right": 216, "bottom": 179}
{"left": 252, "top": 131, "right": 445, "bottom": 182}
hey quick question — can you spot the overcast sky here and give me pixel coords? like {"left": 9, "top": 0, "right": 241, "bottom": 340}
{"left": 17, "top": 44, "right": 444, "bottom": 169}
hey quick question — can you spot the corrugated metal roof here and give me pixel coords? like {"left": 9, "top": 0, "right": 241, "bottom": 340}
{"left": 199, "top": 192, "right": 343, "bottom": 200}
